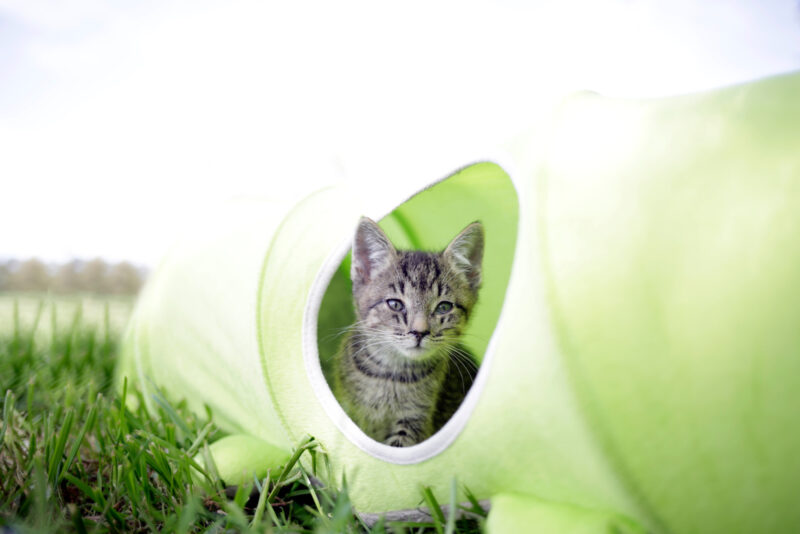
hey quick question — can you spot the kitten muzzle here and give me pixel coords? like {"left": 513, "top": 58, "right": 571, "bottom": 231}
{"left": 410, "top": 330, "right": 431, "bottom": 347}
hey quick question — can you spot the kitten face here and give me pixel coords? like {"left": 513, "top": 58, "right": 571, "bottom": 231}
{"left": 351, "top": 218, "right": 483, "bottom": 361}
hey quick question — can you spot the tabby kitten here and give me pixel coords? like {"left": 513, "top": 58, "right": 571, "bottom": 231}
{"left": 333, "top": 217, "right": 483, "bottom": 447}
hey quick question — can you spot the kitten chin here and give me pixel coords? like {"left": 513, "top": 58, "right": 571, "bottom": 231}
{"left": 395, "top": 343, "right": 440, "bottom": 360}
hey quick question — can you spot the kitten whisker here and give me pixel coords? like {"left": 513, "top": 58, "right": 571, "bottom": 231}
{"left": 448, "top": 352, "right": 469, "bottom": 395}
{"left": 447, "top": 347, "right": 480, "bottom": 372}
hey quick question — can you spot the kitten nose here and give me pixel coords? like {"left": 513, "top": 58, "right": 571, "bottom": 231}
{"left": 410, "top": 316, "right": 428, "bottom": 337}
{"left": 410, "top": 330, "right": 430, "bottom": 343}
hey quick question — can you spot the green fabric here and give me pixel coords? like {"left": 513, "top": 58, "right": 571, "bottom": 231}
{"left": 258, "top": 165, "right": 638, "bottom": 519}
{"left": 119, "top": 198, "right": 294, "bottom": 449}
{"left": 197, "top": 434, "right": 290, "bottom": 486}
{"left": 117, "top": 71, "right": 800, "bottom": 532}
{"left": 540, "top": 72, "right": 800, "bottom": 534}
{"left": 486, "top": 493, "right": 646, "bottom": 534}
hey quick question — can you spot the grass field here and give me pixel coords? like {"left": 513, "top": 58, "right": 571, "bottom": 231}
{"left": 0, "top": 294, "right": 485, "bottom": 533}
{"left": 0, "top": 294, "right": 134, "bottom": 339}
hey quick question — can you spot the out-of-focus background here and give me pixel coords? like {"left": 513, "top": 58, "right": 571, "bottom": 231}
{"left": 2, "top": 0, "right": 799, "bottom": 298}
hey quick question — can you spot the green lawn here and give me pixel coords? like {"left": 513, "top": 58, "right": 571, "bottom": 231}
{"left": 0, "top": 294, "right": 134, "bottom": 339}
{"left": 0, "top": 295, "right": 484, "bottom": 533}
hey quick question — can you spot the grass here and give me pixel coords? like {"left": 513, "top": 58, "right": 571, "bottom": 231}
{"left": 0, "top": 295, "right": 486, "bottom": 533}
{"left": 0, "top": 293, "right": 134, "bottom": 340}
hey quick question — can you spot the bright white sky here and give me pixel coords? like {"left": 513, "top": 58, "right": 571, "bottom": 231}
{"left": 1, "top": 0, "right": 799, "bottom": 266}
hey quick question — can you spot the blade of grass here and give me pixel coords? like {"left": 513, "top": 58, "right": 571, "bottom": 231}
{"left": 26, "top": 379, "right": 34, "bottom": 418}
{"left": 116, "top": 376, "right": 129, "bottom": 441}
{"left": 48, "top": 408, "right": 75, "bottom": 483}
{"left": 444, "top": 478, "right": 457, "bottom": 534}
{"left": 420, "top": 486, "right": 445, "bottom": 534}
{"left": 460, "top": 485, "right": 488, "bottom": 518}
{"left": 250, "top": 474, "right": 270, "bottom": 528}
{"left": 265, "top": 493, "right": 283, "bottom": 528}
{"left": 0, "top": 389, "right": 14, "bottom": 447}
{"left": 185, "top": 421, "right": 214, "bottom": 457}
{"left": 267, "top": 435, "right": 316, "bottom": 502}
{"left": 200, "top": 441, "right": 222, "bottom": 491}
{"left": 69, "top": 504, "right": 90, "bottom": 534}
{"left": 150, "top": 387, "right": 192, "bottom": 438}
{"left": 175, "top": 494, "right": 200, "bottom": 534}
{"left": 12, "top": 298, "right": 20, "bottom": 352}
{"left": 103, "top": 301, "right": 111, "bottom": 348}
{"left": 232, "top": 480, "right": 252, "bottom": 509}
{"left": 60, "top": 396, "right": 99, "bottom": 481}
{"left": 299, "top": 463, "right": 324, "bottom": 517}
{"left": 49, "top": 300, "right": 57, "bottom": 352}
{"left": 32, "top": 456, "right": 50, "bottom": 528}
{"left": 25, "top": 300, "right": 45, "bottom": 359}
{"left": 138, "top": 430, "right": 212, "bottom": 478}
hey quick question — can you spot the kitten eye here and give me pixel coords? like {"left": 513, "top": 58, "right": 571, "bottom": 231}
{"left": 386, "top": 299, "right": 405, "bottom": 312}
{"left": 435, "top": 301, "right": 454, "bottom": 314}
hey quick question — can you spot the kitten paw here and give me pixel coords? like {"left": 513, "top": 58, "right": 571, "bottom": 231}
{"left": 384, "top": 432, "right": 416, "bottom": 447}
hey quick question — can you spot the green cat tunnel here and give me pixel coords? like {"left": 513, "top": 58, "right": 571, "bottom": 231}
{"left": 117, "top": 72, "right": 800, "bottom": 534}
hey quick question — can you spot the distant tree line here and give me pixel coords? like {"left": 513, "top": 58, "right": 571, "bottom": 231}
{"left": 0, "top": 258, "right": 148, "bottom": 295}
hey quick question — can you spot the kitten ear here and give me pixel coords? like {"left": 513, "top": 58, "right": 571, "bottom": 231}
{"left": 444, "top": 222, "right": 484, "bottom": 291}
{"left": 351, "top": 217, "right": 396, "bottom": 286}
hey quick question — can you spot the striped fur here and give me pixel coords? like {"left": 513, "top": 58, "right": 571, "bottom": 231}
{"left": 333, "top": 218, "right": 483, "bottom": 447}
